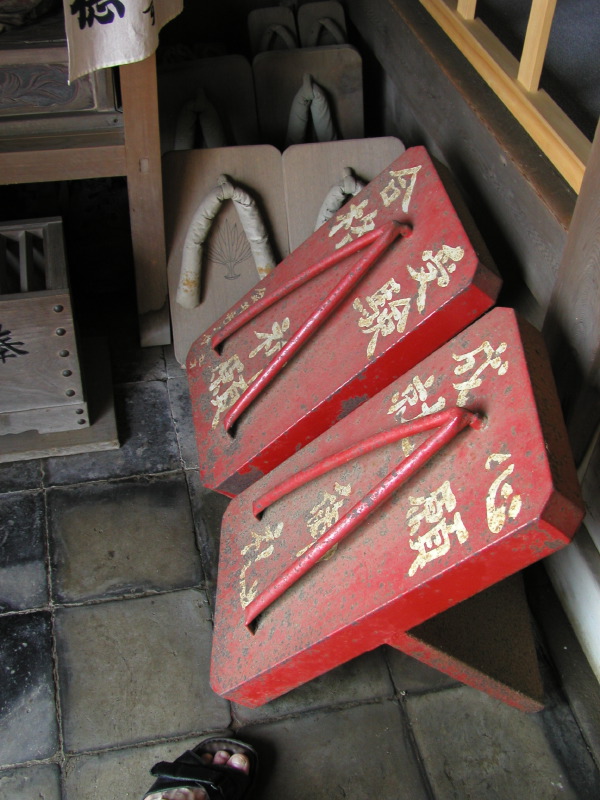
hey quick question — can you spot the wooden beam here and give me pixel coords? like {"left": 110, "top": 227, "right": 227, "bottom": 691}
{"left": 518, "top": 0, "right": 557, "bottom": 92}
{"left": 456, "top": 0, "right": 477, "bottom": 21}
{"left": 419, "top": 0, "right": 590, "bottom": 192}
{"left": 346, "top": 0, "right": 574, "bottom": 313}
{"left": 0, "top": 133, "right": 126, "bottom": 183}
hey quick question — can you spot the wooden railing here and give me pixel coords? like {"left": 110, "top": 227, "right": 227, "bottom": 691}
{"left": 419, "top": 0, "right": 592, "bottom": 193}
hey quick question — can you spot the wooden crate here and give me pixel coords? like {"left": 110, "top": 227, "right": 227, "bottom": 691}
{"left": 0, "top": 217, "right": 90, "bottom": 435}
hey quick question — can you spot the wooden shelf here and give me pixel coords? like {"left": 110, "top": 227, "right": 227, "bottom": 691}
{"left": 0, "top": 130, "right": 126, "bottom": 182}
{"left": 0, "top": 14, "right": 170, "bottom": 346}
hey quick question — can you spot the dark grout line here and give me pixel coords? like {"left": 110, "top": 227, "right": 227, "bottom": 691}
{"left": 0, "top": 486, "right": 43, "bottom": 498}
{"left": 0, "top": 586, "right": 211, "bottom": 618}
{"left": 41, "top": 468, "right": 184, "bottom": 493}
{"left": 2, "top": 467, "right": 190, "bottom": 497}
{"left": 57, "top": 725, "right": 238, "bottom": 761}
{"left": 49, "top": 583, "right": 210, "bottom": 610}
{"left": 231, "top": 694, "right": 400, "bottom": 732}
{"left": 0, "top": 756, "right": 62, "bottom": 773}
{"left": 0, "top": 585, "right": 210, "bottom": 618}
{"left": 380, "top": 653, "right": 438, "bottom": 800}
{"left": 394, "top": 694, "right": 438, "bottom": 800}
{"left": 166, "top": 374, "right": 189, "bottom": 474}
{"left": 381, "top": 647, "right": 440, "bottom": 799}
{"left": 0, "top": 606, "right": 52, "bottom": 619}
{"left": 42, "top": 484, "right": 67, "bottom": 796}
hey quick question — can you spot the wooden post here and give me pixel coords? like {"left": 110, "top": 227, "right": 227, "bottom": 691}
{"left": 543, "top": 117, "right": 600, "bottom": 463}
{"left": 518, "top": 0, "right": 557, "bottom": 92}
{"left": 456, "top": 0, "right": 477, "bottom": 21}
{"left": 120, "top": 54, "right": 171, "bottom": 347}
{"left": 543, "top": 120, "right": 600, "bottom": 684}
{"left": 418, "top": 0, "right": 589, "bottom": 192}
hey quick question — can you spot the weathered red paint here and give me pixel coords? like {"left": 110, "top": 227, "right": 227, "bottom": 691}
{"left": 223, "top": 221, "right": 413, "bottom": 432}
{"left": 245, "top": 408, "right": 482, "bottom": 627}
{"left": 210, "top": 308, "right": 584, "bottom": 710}
{"left": 187, "top": 147, "right": 501, "bottom": 496}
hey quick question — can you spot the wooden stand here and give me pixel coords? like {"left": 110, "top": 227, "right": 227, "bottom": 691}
{"left": 282, "top": 137, "right": 405, "bottom": 250}
{"left": 163, "top": 145, "right": 289, "bottom": 364}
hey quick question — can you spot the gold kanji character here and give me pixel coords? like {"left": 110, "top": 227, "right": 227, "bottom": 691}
{"left": 485, "top": 454, "right": 522, "bottom": 534}
{"left": 188, "top": 353, "right": 206, "bottom": 370}
{"left": 388, "top": 374, "right": 446, "bottom": 422}
{"left": 329, "top": 199, "right": 378, "bottom": 249}
{"left": 380, "top": 165, "right": 422, "bottom": 211}
{"left": 249, "top": 318, "right": 290, "bottom": 359}
{"left": 408, "top": 244, "right": 465, "bottom": 313}
{"left": 406, "top": 480, "right": 469, "bottom": 576}
{"left": 209, "top": 354, "right": 260, "bottom": 429}
{"left": 353, "top": 279, "right": 411, "bottom": 357}
{"left": 453, "top": 340, "right": 509, "bottom": 407}
{"left": 296, "top": 482, "right": 352, "bottom": 558}
{"left": 239, "top": 521, "right": 284, "bottom": 608}
{"left": 241, "top": 521, "right": 284, "bottom": 559}
{"left": 239, "top": 560, "right": 258, "bottom": 609}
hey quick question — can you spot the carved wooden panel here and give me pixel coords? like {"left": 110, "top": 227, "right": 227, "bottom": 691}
{"left": 0, "top": 60, "right": 96, "bottom": 115}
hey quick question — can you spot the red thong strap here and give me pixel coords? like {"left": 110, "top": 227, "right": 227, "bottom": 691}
{"left": 210, "top": 220, "right": 412, "bottom": 434}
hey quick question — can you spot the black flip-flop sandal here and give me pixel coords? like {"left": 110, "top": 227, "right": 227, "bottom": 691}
{"left": 144, "top": 736, "right": 258, "bottom": 800}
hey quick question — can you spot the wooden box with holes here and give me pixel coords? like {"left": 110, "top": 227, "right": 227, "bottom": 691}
{"left": 0, "top": 217, "right": 89, "bottom": 436}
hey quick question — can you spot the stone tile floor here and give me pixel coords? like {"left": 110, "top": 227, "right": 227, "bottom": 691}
{"left": 2, "top": 309, "right": 600, "bottom": 800}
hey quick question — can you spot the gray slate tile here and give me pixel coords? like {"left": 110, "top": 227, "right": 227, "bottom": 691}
{"left": 233, "top": 649, "right": 395, "bottom": 724}
{"left": 527, "top": 563, "right": 600, "bottom": 767}
{"left": 55, "top": 589, "right": 231, "bottom": 753}
{"left": 240, "top": 700, "right": 431, "bottom": 799}
{"left": 0, "top": 459, "right": 43, "bottom": 493}
{"left": 42, "top": 382, "right": 180, "bottom": 486}
{"left": 0, "top": 763, "right": 61, "bottom": 800}
{"left": 0, "top": 491, "right": 47, "bottom": 612}
{"left": 110, "top": 342, "right": 166, "bottom": 386}
{"left": 164, "top": 345, "right": 184, "bottom": 379}
{"left": 168, "top": 376, "right": 199, "bottom": 469}
{"left": 406, "top": 685, "right": 600, "bottom": 799}
{"left": 63, "top": 735, "right": 224, "bottom": 800}
{"left": 48, "top": 474, "right": 203, "bottom": 603}
{"left": 0, "top": 612, "right": 58, "bottom": 765}
{"left": 535, "top": 679, "right": 600, "bottom": 800}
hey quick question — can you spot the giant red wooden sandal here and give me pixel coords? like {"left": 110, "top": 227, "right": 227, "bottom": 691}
{"left": 187, "top": 146, "right": 501, "bottom": 496}
{"left": 209, "top": 307, "right": 584, "bottom": 711}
